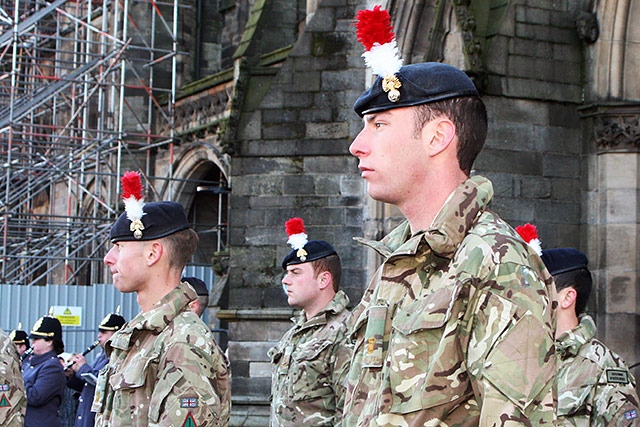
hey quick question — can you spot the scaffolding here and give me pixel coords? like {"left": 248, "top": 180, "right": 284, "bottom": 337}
{"left": 0, "top": 0, "right": 182, "bottom": 286}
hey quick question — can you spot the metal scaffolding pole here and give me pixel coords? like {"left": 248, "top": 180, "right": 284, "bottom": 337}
{"left": 0, "top": 0, "right": 181, "bottom": 286}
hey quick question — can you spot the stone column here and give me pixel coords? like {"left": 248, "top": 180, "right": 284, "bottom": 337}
{"left": 582, "top": 103, "right": 640, "bottom": 380}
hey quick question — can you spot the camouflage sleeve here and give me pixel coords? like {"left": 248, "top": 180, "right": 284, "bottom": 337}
{"left": 148, "top": 341, "right": 230, "bottom": 427}
{"left": 0, "top": 333, "right": 26, "bottom": 426}
{"left": 330, "top": 328, "right": 352, "bottom": 424}
{"left": 592, "top": 367, "right": 640, "bottom": 425}
{"left": 464, "top": 262, "right": 556, "bottom": 423}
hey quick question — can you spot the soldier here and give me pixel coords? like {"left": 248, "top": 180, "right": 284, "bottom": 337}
{"left": 9, "top": 324, "right": 30, "bottom": 359}
{"left": 0, "top": 327, "right": 26, "bottom": 426}
{"left": 182, "top": 276, "right": 209, "bottom": 317}
{"left": 342, "top": 6, "right": 557, "bottom": 425}
{"left": 23, "top": 314, "right": 67, "bottom": 427}
{"left": 66, "top": 310, "right": 126, "bottom": 427}
{"left": 541, "top": 248, "right": 640, "bottom": 425}
{"left": 269, "top": 217, "right": 351, "bottom": 426}
{"left": 92, "top": 171, "right": 231, "bottom": 426}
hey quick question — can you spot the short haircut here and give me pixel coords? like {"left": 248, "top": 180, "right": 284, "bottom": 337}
{"left": 162, "top": 228, "right": 199, "bottom": 269}
{"left": 196, "top": 295, "right": 209, "bottom": 311}
{"left": 310, "top": 254, "right": 341, "bottom": 292}
{"left": 554, "top": 268, "right": 593, "bottom": 316}
{"left": 413, "top": 96, "right": 488, "bottom": 176}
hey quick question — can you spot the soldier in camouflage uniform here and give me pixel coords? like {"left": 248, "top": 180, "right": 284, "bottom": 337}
{"left": 0, "top": 327, "right": 26, "bottom": 426}
{"left": 92, "top": 171, "right": 231, "bottom": 427}
{"left": 269, "top": 217, "right": 352, "bottom": 426}
{"left": 343, "top": 9, "right": 558, "bottom": 425}
{"left": 541, "top": 248, "right": 639, "bottom": 425}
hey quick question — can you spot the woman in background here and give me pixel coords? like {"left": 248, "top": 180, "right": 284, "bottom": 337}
{"left": 22, "top": 315, "right": 66, "bottom": 427}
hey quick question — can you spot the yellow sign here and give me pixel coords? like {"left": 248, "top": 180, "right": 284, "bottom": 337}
{"left": 52, "top": 306, "right": 82, "bottom": 327}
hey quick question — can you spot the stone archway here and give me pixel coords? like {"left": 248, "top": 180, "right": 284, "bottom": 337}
{"left": 162, "top": 141, "right": 231, "bottom": 302}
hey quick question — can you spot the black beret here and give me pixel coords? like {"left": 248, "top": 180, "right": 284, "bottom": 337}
{"left": 282, "top": 240, "right": 337, "bottom": 270}
{"left": 354, "top": 62, "right": 479, "bottom": 117}
{"left": 30, "top": 315, "right": 63, "bottom": 342}
{"left": 183, "top": 276, "right": 209, "bottom": 296}
{"left": 98, "top": 312, "right": 126, "bottom": 332}
{"left": 541, "top": 248, "right": 589, "bottom": 276}
{"left": 110, "top": 200, "right": 191, "bottom": 242}
{"left": 10, "top": 329, "right": 29, "bottom": 345}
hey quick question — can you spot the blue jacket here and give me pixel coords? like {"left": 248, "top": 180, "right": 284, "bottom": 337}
{"left": 67, "top": 351, "right": 108, "bottom": 427}
{"left": 22, "top": 350, "right": 66, "bottom": 427}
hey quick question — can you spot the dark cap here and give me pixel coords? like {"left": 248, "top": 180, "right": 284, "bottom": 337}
{"left": 183, "top": 277, "right": 209, "bottom": 296}
{"left": 110, "top": 200, "right": 192, "bottom": 243}
{"left": 541, "top": 248, "right": 589, "bottom": 276}
{"left": 282, "top": 240, "right": 337, "bottom": 270}
{"left": 30, "top": 315, "right": 63, "bottom": 342}
{"left": 354, "top": 62, "right": 479, "bottom": 117}
{"left": 10, "top": 329, "right": 29, "bottom": 345}
{"left": 98, "top": 312, "right": 126, "bottom": 332}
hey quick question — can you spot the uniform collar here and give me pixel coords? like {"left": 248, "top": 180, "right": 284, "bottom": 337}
{"left": 355, "top": 175, "right": 493, "bottom": 259}
{"left": 295, "top": 290, "right": 350, "bottom": 329}
{"left": 555, "top": 314, "right": 597, "bottom": 358}
{"left": 108, "top": 282, "right": 196, "bottom": 351}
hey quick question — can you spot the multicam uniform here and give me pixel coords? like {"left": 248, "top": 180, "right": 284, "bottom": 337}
{"left": 269, "top": 290, "right": 351, "bottom": 426}
{"left": 0, "top": 328, "right": 26, "bottom": 426}
{"left": 343, "top": 175, "right": 558, "bottom": 426}
{"left": 92, "top": 282, "right": 231, "bottom": 427}
{"left": 556, "top": 314, "right": 639, "bottom": 426}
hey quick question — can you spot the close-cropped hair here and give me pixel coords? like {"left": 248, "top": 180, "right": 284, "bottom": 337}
{"left": 413, "top": 96, "right": 488, "bottom": 176}
{"left": 311, "top": 254, "right": 342, "bottom": 292}
{"left": 162, "top": 228, "right": 199, "bottom": 269}
{"left": 554, "top": 267, "right": 593, "bottom": 315}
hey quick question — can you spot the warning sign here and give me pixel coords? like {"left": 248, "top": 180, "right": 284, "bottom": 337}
{"left": 52, "top": 306, "right": 82, "bottom": 327}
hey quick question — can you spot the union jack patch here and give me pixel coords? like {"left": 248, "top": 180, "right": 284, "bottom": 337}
{"left": 180, "top": 397, "right": 198, "bottom": 408}
{"left": 625, "top": 409, "right": 637, "bottom": 420}
{"left": 0, "top": 384, "right": 9, "bottom": 391}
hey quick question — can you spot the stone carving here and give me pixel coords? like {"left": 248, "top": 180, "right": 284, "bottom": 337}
{"left": 593, "top": 113, "right": 640, "bottom": 151}
{"left": 575, "top": 11, "right": 599, "bottom": 43}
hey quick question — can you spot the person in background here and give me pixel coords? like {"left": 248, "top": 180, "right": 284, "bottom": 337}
{"left": 342, "top": 6, "right": 557, "bottom": 425}
{"left": 67, "top": 310, "right": 126, "bottom": 427}
{"left": 268, "top": 217, "right": 352, "bottom": 426}
{"left": 92, "top": 171, "right": 231, "bottom": 426}
{"left": 542, "top": 247, "right": 639, "bottom": 425}
{"left": 182, "top": 276, "right": 210, "bottom": 317}
{"left": 22, "top": 314, "right": 66, "bottom": 427}
{"left": 0, "top": 327, "right": 26, "bottom": 426}
{"left": 58, "top": 353, "right": 80, "bottom": 427}
{"left": 9, "top": 324, "right": 30, "bottom": 359}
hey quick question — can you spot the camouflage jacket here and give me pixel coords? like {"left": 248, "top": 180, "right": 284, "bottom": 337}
{"left": 556, "top": 314, "right": 639, "bottom": 426}
{"left": 343, "top": 175, "right": 558, "bottom": 427}
{"left": 269, "top": 290, "right": 352, "bottom": 426}
{"left": 92, "top": 281, "right": 231, "bottom": 427}
{"left": 0, "top": 328, "right": 26, "bottom": 427}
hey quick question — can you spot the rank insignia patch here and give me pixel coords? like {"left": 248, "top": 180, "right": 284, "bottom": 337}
{"left": 180, "top": 397, "right": 198, "bottom": 408}
{"left": 181, "top": 412, "right": 198, "bottom": 427}
{"left": 0, "top": 393, "right": 11, "bottom": 407}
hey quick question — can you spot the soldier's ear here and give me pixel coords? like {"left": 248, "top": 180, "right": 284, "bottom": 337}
{"left": 559, "top": 287, "right": 577, "bottom": 309}
{"left": 317, "top": 271, "right": 332, "bottom": 290}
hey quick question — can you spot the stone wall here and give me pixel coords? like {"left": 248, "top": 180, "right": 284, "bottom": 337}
{"left": 226, "top": 0, "right": 366, "bottom": 421}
